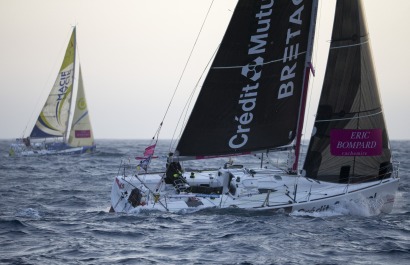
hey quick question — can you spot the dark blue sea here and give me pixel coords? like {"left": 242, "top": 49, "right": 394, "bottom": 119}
{"left": 0, "top": 139, "right": 409, "bottom": 265}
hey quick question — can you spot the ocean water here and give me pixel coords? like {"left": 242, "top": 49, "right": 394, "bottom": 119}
{"left": 0, "top": 139, "right": 409, "bottom": 265}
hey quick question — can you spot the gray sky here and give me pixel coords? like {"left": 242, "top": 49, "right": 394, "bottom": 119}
{"left": 1, "top": 0, "right": 409, "bottom": 140}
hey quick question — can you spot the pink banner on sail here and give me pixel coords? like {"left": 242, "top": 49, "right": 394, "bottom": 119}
{"left": 330, "top": 129, "right": 382, "bottom": 156}
{"left": 75, "top": 130, "right": 91, "bottom": 138}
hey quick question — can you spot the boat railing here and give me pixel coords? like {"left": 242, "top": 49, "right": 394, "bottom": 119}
{"left": 342, "top": 162, "right": 399, "bottom": 194}
{"left": 117, "top": 158, "right": 136, "bottom": 178}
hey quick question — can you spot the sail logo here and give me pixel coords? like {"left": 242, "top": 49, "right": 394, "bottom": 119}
{"left": 278, "top": 1, "right": 306, "bottom": 100}
{"left": 77, "top": 98, "right": 87, "bottom": 110}
{"left": 115, "top": 178, "right": 124, "bottom": 189}
{"left": 57, "top": 69, "right": 72, "bottom": 101}
{"left": 241, "top": 57, "right": 264, "bottom": 81}
{"left": 229, "top": 57, "right": 263, "bottom": 149}
{"left": 228, "top": 0, "right": 273, "bottom": 150}
{"left": 229, "top": 0, "right": 308, "bottom": 150}
{"left": 75, "top": 130, "right": 91, "bottom": 138}
{"left": 330, "top": 129, "right": 383, "bottom": 156}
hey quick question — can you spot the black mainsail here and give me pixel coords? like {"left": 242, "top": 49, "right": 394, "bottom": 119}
{"left": 176, "top": 0, "right": 315, "bottom": 158}
{"left": 303, "top": 0, "right": 392, "bottom": 183}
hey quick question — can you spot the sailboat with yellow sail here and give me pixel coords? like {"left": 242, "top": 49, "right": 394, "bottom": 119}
{"left": 9, "top": 27, "right": 96, "bottom": 156}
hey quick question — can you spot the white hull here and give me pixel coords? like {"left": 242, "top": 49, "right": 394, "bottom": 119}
{"left": 111, "top": 166, "right": 399, "bottom": 215}
{"left": 9, "top": 142, "right": 96, "bottom": 156}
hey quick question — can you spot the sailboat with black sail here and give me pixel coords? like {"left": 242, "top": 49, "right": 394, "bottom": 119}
{"left": 9, "top": 27, "right": 96, "bottom": 156}
{"left": 111, "top": 0, "right": 399, "bottom": 214}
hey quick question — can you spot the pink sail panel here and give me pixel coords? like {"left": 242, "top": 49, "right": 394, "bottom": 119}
{"left": 330, "top": 129, "right": 382, "bottom": 156}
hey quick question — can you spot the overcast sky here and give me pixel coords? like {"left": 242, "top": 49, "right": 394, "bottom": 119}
{"left": 1, "top": 0, "right": 409, "bottom": 141}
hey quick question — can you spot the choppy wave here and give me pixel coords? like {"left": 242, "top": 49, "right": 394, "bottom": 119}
{"left": 0, "top": 139, "right": 409, "bottom": 264}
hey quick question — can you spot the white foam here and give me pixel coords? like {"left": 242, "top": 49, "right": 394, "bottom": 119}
{"left": 290, "top": 195, "right": 386, "bottom": 218}
{"left": 15, "top": 208, "right": 41, "bottom": 219}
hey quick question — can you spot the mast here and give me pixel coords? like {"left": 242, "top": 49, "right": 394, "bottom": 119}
{"left": 64, "top": 26, "right": 77, "bottom": 143}
{"left": 291, "top": 0, "right": 319, "bottom": 174}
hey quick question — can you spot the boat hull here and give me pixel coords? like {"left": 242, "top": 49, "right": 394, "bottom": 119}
{"left": 9, "top": 142, "right": 96, "bottom": 156}
{"left": 110, "top": 167, "right": 399, "bottom": 215}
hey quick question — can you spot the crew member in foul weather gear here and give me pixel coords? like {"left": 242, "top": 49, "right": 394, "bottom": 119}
{"left": 165, "top": 162, "right": 183, "bottom": 184}
{"left": 165, "top": 154, "right": 190, "bottom": 193}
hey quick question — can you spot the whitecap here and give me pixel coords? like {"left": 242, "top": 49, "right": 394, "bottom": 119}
{"left": 15, "top": 208, "right": 41, "bottom": 219}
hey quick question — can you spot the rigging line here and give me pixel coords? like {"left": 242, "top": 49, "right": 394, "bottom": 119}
{"left": 170, "top": 45, "right": 220, "bottom": 153}
{"left": 330, "top": 39, "right": 369, "bottom": 50}
{"left": 159, "top": 0, "right": 216, "bottom": 135}
{"left": 133, "top": 174, "right": 169, "bottom": 211}
{"left": 168, "top": 84, "right": 196, "bottom": 152}
{"left": 150, "top": 121, "right": 163, "bottom": 143}
{"left": 315, "top": 110, "right": 383, "bottom": 123}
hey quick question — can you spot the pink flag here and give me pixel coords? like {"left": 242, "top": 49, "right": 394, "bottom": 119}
{"left": 136, "top": 144, "right": 157, "bottom": 172}
{"left": 135, "top": 144, "right": 157, "bottom": 160}
{"left": 143, "top": 144, "right": 156, "bottom": 156}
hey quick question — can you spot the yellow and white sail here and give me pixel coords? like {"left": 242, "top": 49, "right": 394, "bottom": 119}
{"left": 68, "top": 66, "right": 94, "bottom": 147}
{"left": 30, "top": 28, "right": 76, "bottom": 139}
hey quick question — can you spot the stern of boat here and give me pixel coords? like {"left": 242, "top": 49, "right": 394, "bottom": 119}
{"left": 290, "top": 177, "right": 400, "bottom": 215}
